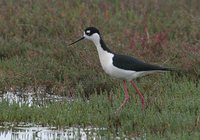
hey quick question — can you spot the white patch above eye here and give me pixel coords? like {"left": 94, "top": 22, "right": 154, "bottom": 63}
{"left": 86, "top": 30, "right": 91, "bottom": 34}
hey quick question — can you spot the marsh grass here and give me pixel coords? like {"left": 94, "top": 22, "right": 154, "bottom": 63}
{"left": 0, "top": 0, "right": 200, "bottom": 139}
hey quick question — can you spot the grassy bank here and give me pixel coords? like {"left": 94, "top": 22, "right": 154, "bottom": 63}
{"left": 0, "top": 0, "right": 199, "bottom": 139}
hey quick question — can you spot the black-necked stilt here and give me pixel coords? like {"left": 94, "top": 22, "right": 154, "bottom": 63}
{"left": 69, "top": 27, "right": 171, "bottom": 113}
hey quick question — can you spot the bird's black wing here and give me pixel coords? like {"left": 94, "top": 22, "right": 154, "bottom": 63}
{"left": 112, "top": 54, "right": 169, "bottom": 72}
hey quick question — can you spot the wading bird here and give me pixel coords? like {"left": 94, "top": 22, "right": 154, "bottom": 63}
{"left": 69, "top": 27, "right": 171, "bottom": 113}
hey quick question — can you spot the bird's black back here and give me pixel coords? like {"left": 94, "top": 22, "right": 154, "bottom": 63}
{"left": 112, "top": 54, "right": 169, "bottom": 72}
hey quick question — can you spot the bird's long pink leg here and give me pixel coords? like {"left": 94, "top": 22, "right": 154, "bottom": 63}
{"left": 130, "top": 80, "right": 145, "bottom": 110}
{"left": 115, "top": 80, "right": 130, "bottom": 113}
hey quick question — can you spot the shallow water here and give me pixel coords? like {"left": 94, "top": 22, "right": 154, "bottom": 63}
{"left": 0, "top": 92, "right": 138, "bottom": 140}
{"left": 0, "top": 122, "right": 107, "bottom": 140}
{"left": 0, "top": 91, "right": 71, "bottom": 107}
{"left": 0, "top": 92, "right": 107, "bottom": 140}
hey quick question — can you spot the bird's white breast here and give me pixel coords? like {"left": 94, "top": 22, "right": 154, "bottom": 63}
{"left": 97, "top": 47, "right": 114, "bottom": 75}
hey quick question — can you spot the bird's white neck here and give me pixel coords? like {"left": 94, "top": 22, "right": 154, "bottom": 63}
{"left": 91, "top": 38, "right": 114, "bottom": 76}
{"left": 91, "top": 36, "right": 101, "bottom": 48}
{"left": 93, "top": 40, "right": 103, "bottom": 53}
{"left": 92, "top": 39, "right": 111, "bottom": 57}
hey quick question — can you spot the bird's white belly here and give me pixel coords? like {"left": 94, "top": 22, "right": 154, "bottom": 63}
{"left": 105, "top": 65, "right": 136, "bottom": 80}
{"left": 102, "top": 64, "right": 158, "bottom": 81}
{"left": 98, "top": 52, "right": 137, "bottom": 81}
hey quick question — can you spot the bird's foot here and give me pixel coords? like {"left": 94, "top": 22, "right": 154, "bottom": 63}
{"left": 115, "top": 97, "right": 130, "bottom": 114}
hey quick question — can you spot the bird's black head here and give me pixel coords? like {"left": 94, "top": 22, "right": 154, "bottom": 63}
{"left": 68, "top": 27, "right": 101, "bottom": 46}
{"left": 84, "top": 27, "right": 100, "bottom": 36}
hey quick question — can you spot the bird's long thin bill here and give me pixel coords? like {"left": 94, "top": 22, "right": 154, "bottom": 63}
{"left": 68, "top": 37, "right": 84, "bottom": 46}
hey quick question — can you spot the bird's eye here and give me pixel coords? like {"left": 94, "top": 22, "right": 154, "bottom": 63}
{"left": 86, "top": 30, "right": 91, "bottom": 34}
